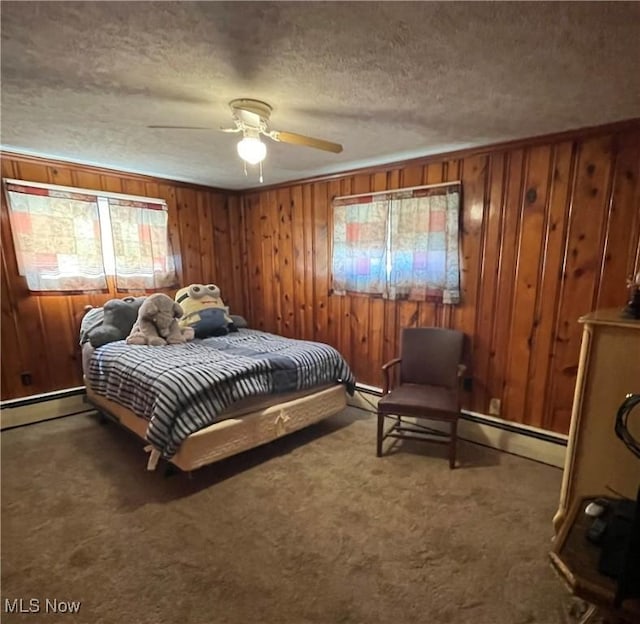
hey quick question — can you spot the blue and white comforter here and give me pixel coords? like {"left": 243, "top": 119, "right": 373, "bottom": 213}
{"left": 87, "top": 329, "right": 355, "bottom": 458}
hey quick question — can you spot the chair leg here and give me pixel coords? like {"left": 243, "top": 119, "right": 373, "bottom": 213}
{"left": 449, "top": 418, "right": 458, "bottom": 469}
{"left": 376, "top": 411, "right": 384, "bottom": 457}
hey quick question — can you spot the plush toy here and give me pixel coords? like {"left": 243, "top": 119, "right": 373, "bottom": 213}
{"left": 176, "top": 283, "right": 237, "bottom": 339}
{"left": 83, "top": 296, "right": 146, "bottom": 348}
{"left": 126, "top": 293, "right": 193, "bottom": 346}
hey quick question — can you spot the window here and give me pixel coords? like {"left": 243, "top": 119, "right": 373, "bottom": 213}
{"left": 4, "top": 179, "right": 177, "bottom": 293}
{"left": 331, "top": 182, "right": 461, "bottom": 304}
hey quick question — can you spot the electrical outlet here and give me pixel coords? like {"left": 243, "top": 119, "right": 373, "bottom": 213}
{"left": 489, "top": 398, "right": 501, "bottom": 416}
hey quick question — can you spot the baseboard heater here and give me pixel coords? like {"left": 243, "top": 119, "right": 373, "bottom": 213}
{"left": 0, "top": 387, "right": 93, "bottom": 430}
{"left": 351, "top": 382, "right": 568, "bottom": 467}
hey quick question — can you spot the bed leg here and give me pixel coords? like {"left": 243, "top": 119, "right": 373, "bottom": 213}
{"left": 97, "top": 411, "right": 108, "bottom": 425}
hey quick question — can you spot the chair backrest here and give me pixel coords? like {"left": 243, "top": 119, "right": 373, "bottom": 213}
{"left": 400, "top": 327, "right": 464, "bottom": 389}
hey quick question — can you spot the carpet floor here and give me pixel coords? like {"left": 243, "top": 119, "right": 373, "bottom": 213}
{"left": 2, "top": 408, "right": 576, "bottom": 624}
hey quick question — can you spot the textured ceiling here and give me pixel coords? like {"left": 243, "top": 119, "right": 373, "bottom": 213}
{"left": 1, "top": 1, "right": 639, "bottom": 190}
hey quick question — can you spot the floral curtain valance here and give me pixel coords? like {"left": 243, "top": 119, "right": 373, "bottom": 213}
{"left": 332, "top": 183, "right": 461, "bottom": 304}
{"left": 5, "top": 182, "right": 107, "bottom": 292}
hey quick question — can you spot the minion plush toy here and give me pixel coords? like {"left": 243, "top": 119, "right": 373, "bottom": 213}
{"left": 175, "top": 284, "right": 237, "bottom": 339}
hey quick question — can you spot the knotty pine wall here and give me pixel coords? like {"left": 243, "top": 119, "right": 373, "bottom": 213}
{"left": 1, "top": 121, "right": 639, "bottom": 435}
{"left": 241, "top": 124, "right": 640, "bottom": 435}
{"left": 0, "top": 154, "right": 245, "bottom": 401}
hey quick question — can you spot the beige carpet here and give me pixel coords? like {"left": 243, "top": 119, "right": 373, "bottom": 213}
{"left": 2, "top": 408, "right": 576, "bottom": 624}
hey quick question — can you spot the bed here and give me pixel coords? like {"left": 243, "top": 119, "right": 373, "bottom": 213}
{"left": 82, "top": 327, "right": 355, "bottom": 472}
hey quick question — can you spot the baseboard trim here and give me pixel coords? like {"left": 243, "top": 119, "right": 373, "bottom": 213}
{"left": 349, "top": 385, "right": 567, "bottom": 468}
{"left": 0, "top": 388, "right": 93, "bottom": 430}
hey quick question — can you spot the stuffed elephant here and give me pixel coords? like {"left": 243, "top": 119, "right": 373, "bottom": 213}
{"left": 126, "top": 293, "right": 193, "bottom": 346}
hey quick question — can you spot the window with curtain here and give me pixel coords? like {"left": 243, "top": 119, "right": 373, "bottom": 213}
{"left": 4, "top": 180, "right": 177, "bottom": 293}
{"left": 108, "top": 198, "right": 177, "bottom": 291}
{"left": 5, "top": 182, "right": 107, "bottom": 291}
{"left": 332, "top": 183, "right": 461, "bottom": 304}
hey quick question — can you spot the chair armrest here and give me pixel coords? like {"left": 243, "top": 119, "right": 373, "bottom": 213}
{"left": 381, "top": 357, "right": 401, "bottom": 394}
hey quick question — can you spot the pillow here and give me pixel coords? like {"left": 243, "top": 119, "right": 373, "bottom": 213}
{"left": 79, "top": 307, "right": 105, "bottom": 345}
{"left": 230, "top": 314, "right": 248, "bottom": 329}
{"left": 83, "top": 296, "right": 146, "bottom": 348}
{"left": 190, "top": 308, "right": 230, "bottom": 338}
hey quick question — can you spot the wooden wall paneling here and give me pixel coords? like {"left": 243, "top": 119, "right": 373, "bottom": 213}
{"left": 226, "top": 194, "right": 247, "bottom": 316}
{"left": 2, "top": 123, "right": 638, "bottom": 430}
{"left": 175, "top": 187, "right": 201, "bottom": 286}
{"left": 529, "top": 141, "right": 576, "bottom": 431}
{"left": 442, "top": 159, "right": 462, "bottom": 329}
{"left": 302, "top": 184, "right": 316, "bottom": 341}
{"left": 290, "top": 185, "right": 305, "bottom": 339}
{"left": 39, "top": 294, "right": 79, "bottom": 391}
{"left": 277, "top": 187, "right": 295, "bottom": 337}
{"left": 13, "top": 161, "right": 49, "bottom": 185}
{"left": 472, "top": 152, "right": 506, "bottom": 414}
{"left": 49, "top": 165, "right": 74, "bottom": 187}
{"left": 71, "top": 170, "right": 103, "bottom": 193}
{"left": 502, "top": 145, "right": 553, "bottom": 427}
{"left": 99, "top": 174, "right": 124, "bottom": 193}
{"left": 121, "top": 178, "right": 145, "bottom": 197}
{"left": 242, "top": 194, "right": 261, "bottom": 327}
{"left": 213, "top": 191, "right": 237, "bottom": 310}
{"left": 1, "top": 160, "right": 51, "bottom": 397}
{"left": 596, "top": 131, "right": 640, "bottom": 308}
{"left": 456, "top": 155, "right": 487, "bottom": 412}
{"left": 196, "top": 191, "right": 214, "bottom": 284}
{"left": 267, "top": 189, "right": 284, "bottom": 335}
{"left": 0, "top": 153, "right": 241, "bottom": 400}
{"left": 487, "top": 150, "right": 526, "bottom": 415}
{"left": 246, "top": 194, "right": 262, "bottom": 329}
{"left": 258, "top": 190, "right": 276, "bottom": 332}
{"left": 0, "top": 251, "right": 28, "bottom": 396}
{"left": 548, "top": 135, "right": 614, "bottom": 433}
{"left": 312, "top": 182, "right": 330, "bottom": 347}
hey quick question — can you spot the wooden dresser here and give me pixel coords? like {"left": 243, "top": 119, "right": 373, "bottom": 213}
{"left": 553, "top": 309, "right": 640, "bottom": 533}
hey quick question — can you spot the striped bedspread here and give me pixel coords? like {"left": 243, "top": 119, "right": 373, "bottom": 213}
{"left": 87, "top": 329, "right": 355, "bottom": 458}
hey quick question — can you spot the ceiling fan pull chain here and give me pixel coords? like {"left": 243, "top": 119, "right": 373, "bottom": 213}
{"left": 243, "top": 161, "right": 248, "bottom": 177}
{"left": 259, "top": 161, "right": 264, "bottom": 184}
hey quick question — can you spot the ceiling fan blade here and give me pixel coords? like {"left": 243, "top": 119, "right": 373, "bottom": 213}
{"left": 147, "top": 125, "right": 217, "bottom": 130}
{"left": 269, "top": 130, "right": 343, "bottom": 154}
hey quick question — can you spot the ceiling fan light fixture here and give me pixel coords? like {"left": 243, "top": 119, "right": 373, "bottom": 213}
{"left": 237, "top": 136, "right": 267, "bottom": 165}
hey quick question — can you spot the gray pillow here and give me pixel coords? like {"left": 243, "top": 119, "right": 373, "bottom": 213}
{"left": 230, "top": 314, "right": 248, "bottom": 329}
{"left": 82, "top": 296, "right": 146, "bottom": 347}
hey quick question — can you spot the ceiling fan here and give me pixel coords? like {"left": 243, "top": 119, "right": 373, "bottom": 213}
{"left": 148, "top": 99, "right": 343, "bottom": 183}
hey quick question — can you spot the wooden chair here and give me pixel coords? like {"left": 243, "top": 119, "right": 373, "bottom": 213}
{"left": 376, "top": 327, "right": 465, "bottom": 468}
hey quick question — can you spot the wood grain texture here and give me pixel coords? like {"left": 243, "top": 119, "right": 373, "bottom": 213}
{"left": 1, "top": 123, "right": 639, "bottom": 436}
{"left": 237, "top": 126, "right": 640, "bottom": 435}
{"left": 0, "top": 155, "right": 234, "bottom": 400}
